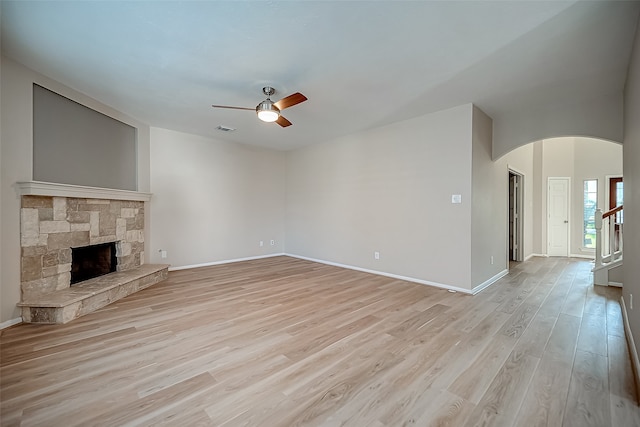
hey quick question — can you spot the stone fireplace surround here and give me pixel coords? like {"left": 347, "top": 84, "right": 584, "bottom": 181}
{"left": 16, "top": 182, "right": 168, "bottom": 324}
{"left": 20, "top": 195, "right": 145, "bottom": 296}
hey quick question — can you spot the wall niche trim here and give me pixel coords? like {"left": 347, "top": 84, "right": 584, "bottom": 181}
{"left": 16, "top": 181, "right": 152, "bottom": 202}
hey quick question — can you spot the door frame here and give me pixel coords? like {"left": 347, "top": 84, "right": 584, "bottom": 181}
{"left": 605, "top": 175, "right": 623, "bottom": 210}
{"left": 508, "top": 167, "right": 525, "bottom": 263}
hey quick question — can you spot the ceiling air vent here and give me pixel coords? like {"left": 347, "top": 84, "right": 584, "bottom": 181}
{"left": 216, "top": 125, "right": 236, "bottom": 132}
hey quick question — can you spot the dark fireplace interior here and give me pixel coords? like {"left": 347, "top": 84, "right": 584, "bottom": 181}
{"left": 71, "top": 242, "right": 117, "bottom": 285}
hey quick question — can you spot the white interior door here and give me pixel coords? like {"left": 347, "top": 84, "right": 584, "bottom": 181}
{"left": 548, "top": 178, "right": 569, "bottom": 257}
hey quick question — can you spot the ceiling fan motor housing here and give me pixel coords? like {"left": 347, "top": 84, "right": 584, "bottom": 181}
{"left": 256, "top": 99, "right": 280, "bottom": 122}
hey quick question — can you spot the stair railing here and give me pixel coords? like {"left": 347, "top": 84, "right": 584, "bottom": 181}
{"left": 594, "top": 205, "right": 623, "bottom": 268}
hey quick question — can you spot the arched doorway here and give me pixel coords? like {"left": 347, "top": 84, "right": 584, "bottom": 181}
{"left": 498, "top": 136, "right": 622, "bottom": 264}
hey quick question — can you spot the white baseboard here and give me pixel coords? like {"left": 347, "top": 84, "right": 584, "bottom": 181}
{"left": 570, "top": 253, "right": 596, "bottom": 260}
{"left": 471, "top": 269, "right": 508, "bottom": 294}
{"left": 1, "top": 317, "right": 22, "bottom": 330}
{"left": 168, "top": 253, "right": 286, "bottom": 271}
{"left": 285, "top": 253, "right": 476, "bottom": 295}
{"left": 608, "top": 281, "right": 623, "bottom": 288}
{"left": 526, "top": 253, "right": 548, "bottom": 261}
{"left": 620, "top": 295, "right": 640, "bottom": 403}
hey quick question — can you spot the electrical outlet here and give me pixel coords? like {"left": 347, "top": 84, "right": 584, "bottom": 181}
{"left": 374, "top": 251, "right": 380, "bottom": 260}
{"left": 160, "top": 250, "right": 167, "bottom": 259}
{"left": 259, "top": 241, "right": 264, "bottom": 247}
{"left": 270, "top": 239, "right": 275, "bottom": 246}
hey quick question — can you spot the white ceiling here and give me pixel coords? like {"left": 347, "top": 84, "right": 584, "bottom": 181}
{"left": 2, "top": 1, "right": 639, "bottom": 151}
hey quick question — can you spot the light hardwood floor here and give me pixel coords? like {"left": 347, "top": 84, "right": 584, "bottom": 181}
{"left": 1, "top": 256, "right": 639, "bottom": 426}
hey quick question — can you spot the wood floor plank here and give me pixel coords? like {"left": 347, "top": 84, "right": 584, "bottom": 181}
{"left": 606, "top": 293, "right": 626, "bottom": 338}
{"left": 561, "top": 282, "right": 587, "bottom": 318}
{"left": 563, "top": 349, "right": 611, "bottom": 427}
{"left": 512, "top": 312, "right": 556, "bottom": 358}
{"left": 448, "top": 334, "right": 517, "bottom": 404}
{"left": 388, "top": 388, "right": 475, "bottom": 427}
{"left": 521, "top": 279, "right": 555, "bottom": 311}
{"left": 1, "top": 256, "right": 637, "bottom": 426}
{"left": 608, "top": 334, "right": 640, "bottom": 427}
{"left": 576, "top": 311, "right": 608, "bottom": 356}
{"left": 1, "top": 330, "right": 176, "bottom": 407}
{"left": 514, "top": 313, "right": 580, "bottom": 426}
{"left": 583, "top": 285, "right": 608, "bottom": 317}
{"left": 496, "top": 277, "right": 539, "bottom": 314}
{"left": 449, "top": 301, "right": 500, "bottom": 333}
{"left": 499, "top": 303, "right": 538, "bottom": 339}
{"left": 462, "top": 347, "right": 540, "bottom": 427}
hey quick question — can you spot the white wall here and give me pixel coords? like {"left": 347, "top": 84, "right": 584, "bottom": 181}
{"left": 0, "top": 58, "right": 26, "bottom": 323}
{"left": 0, "top": 57, "right": 151, "bottom": 324}
{"left": 471, "top": 106, "right": 507, "bottom": 288}
{"left": 623, "top": 18, "right": 640, "bottom": 369}
{"left": 0, "top": 33, "right": 3, "bottom": 325}
{"left": 148, "top": 128, "right": 286, "bottom": 268}
{"left": 493, "top": 92, "right": 623, "bottom": 159}
{"left": 285, "top": 104, "right": 475, "bottom": 290}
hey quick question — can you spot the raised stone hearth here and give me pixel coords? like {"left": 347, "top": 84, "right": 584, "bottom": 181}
{"left": 19, "top": 264, "right": 168, "bottom": 324}
{"left": 17, "top": 183, "right": 167, "bottom": 324}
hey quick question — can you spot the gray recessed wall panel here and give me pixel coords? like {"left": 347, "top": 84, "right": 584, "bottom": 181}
{"left": 33, "top": 84, "right": 137, "bottom": 191}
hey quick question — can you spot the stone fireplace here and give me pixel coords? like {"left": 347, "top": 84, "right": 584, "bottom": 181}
{"left": 17, "top": 182, "right": 168, "bottom": 324}
{"left": 20, "top": 195, "right": 145, "bottom": 299}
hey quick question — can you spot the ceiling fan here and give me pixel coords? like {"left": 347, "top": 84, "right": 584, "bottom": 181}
{"left": 212, "top": 86, "right": 307, "bottom": 128}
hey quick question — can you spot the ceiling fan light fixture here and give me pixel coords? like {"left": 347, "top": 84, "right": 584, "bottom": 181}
{"left": 256, "top": 100, "right": 280, "bottom": 122}
{"left": 212, "top": 86, "right": 306, "bottom": 127}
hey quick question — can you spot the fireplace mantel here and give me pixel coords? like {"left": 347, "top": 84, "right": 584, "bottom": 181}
{"left": 16, "top": 181, "right": 152, "bottom": 202}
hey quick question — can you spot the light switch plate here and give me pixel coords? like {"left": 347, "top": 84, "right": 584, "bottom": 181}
{"left": 452, "top": 194, "right": 462, "bottom": 204}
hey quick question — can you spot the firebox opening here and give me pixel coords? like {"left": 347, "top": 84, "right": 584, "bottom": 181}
{"left": 71, "top": 242, "right": 117, "bottom": 285}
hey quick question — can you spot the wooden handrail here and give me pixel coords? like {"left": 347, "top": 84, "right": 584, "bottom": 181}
{"left": 603, "top": 205, "right": 623, "bottom": 219}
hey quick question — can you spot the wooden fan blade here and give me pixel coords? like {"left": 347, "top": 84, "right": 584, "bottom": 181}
{"left": 211, "top": 105, "right": 254, "bottom": 111}
{"left": 273, "top": 92, "right": 307, "bottom": 110}
{"left": 276, "top": 116, "right": 292, "bottom": 127}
